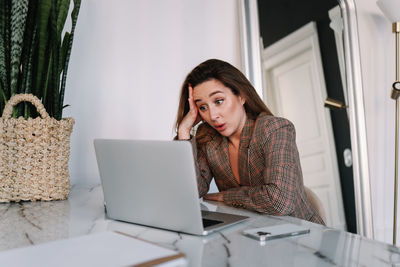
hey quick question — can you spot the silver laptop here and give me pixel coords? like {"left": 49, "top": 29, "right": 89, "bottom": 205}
{"left": 94, "top": 139, "right": 248, "bottom": 236}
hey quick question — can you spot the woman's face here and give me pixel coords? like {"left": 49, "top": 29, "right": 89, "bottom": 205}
{"left": 193, "top": 79, "right": 247, "bottom": 140}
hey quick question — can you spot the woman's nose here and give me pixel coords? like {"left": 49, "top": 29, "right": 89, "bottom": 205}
{"left": 209, "top": 107, "right": 220, "bottom": 121}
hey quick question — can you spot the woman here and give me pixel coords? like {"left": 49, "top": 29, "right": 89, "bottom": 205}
{"left": 175, "top": 59, "right": 325, "bottom": 225}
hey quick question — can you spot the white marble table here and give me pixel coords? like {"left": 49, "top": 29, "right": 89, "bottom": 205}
{"left": 0, "top": 184, "right": 399, "bottom": 267}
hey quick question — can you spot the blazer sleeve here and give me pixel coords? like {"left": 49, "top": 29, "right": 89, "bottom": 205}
{"left": 221, "top": 119, "right": 300, "bottom": 215}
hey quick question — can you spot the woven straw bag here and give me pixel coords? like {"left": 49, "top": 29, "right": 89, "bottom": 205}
{"left": 0, "top": 94, "right": 74, "bottom": 202}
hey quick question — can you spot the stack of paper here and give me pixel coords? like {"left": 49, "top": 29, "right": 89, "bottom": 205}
{"left": 0, "top": 231, "right": 187, "bottom": 267}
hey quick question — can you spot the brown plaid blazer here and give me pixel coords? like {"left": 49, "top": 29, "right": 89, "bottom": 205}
{"left": 192, "top": 113, "right": 325, "bottom": 225}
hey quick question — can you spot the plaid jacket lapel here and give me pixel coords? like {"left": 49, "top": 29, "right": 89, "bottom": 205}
{"left": 238, "top": 117, "right": 254, "bottom": 186}
{"left": 206, "top": 134, "right": 240, "bottom": 187}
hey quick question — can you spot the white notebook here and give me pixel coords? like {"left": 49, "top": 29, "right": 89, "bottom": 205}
{"left": 0, "top": 231, "right": 186, "bottom": 267}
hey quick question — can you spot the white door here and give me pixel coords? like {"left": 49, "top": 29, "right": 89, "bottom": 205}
{"left": 261, "top": 22, "right": 346, "bottom": 230}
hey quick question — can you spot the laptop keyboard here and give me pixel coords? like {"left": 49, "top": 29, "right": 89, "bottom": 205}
{"left": 202, "top": 218, "right": 223, "bottom": 228}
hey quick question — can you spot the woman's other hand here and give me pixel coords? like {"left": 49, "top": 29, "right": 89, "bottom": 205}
{"left": 203, "top": 192, "right": 224, "bottom": 202}
{"left": 178, "top": 85, "right": 201, "bottom": 140}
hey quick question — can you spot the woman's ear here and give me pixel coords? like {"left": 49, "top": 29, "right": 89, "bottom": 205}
{"left": 239, "top": 95, "right": 246, "bottom": 105}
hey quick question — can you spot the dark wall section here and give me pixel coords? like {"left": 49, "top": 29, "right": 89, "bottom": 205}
{"left": 257, "top": 0, "right": 357, "bottom": 233}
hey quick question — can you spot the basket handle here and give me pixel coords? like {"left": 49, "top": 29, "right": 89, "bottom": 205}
{"left": 2, "top": 94, "right": 49, "bottom": 119}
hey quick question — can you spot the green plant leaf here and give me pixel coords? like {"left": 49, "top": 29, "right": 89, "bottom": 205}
{"left": 42, "top": 51, "right": 52, "bottom": 108}
{"left": 34, "top": 0, "right": 51, "bottom": 98}
{"left": 57, "top": 0, "right": 69, "bottom": 37}
{"left": 0, "top": 42, "right": 6, "bottom": 101}
{"left": 59, "top": 31, "right": 70, "bottom": 75}
{"left": 0, "top": 78, "right": 7, "bottom": 112}
{"left": 59, "top": 0, "right": 81, "bottom": 119}
{"left": 0, "top": 2, "right": 8, "bottom": 99}
{"left": 0, "top": 0, "right": 12, "bottom": 105}
{"left": 23, "top": 24, "right": 37, "bottom": 119}
{"left": 50, "top": 0, "right": 60, "bottom": 119}
{"left": 10, "top": 0, "right": 29, "bottom": 97}
{"left": 19, "top": 1, "right": 37, "bottom": 94}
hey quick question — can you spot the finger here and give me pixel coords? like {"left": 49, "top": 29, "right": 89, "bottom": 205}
{"left": 188, "top": 99, "right": 198, "bottom": 118}
{"left": 188, "top": 84, "right": 193, "bottom": 99}
{"left": 188, "top": 86, "right": 196, "bottom": 109}
{"left": 187, "top": 84, "right": 200, "bottom": 123}
{"left": 204, "top": 193, "right": 216, "bottom": 201}
{"left": 188, "top": 96, "right": 196, "bottom": 114}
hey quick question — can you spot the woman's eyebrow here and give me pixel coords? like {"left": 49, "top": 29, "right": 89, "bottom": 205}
{"left": 209, "top": 90, "right": 223, "bottom": 97}
{"left": 194, "top": 90, "right": 224, "bottom": 103}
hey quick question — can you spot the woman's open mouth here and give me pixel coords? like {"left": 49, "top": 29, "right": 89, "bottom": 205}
{"left": 215, "top": 123, "right": 226, "bottom": 132}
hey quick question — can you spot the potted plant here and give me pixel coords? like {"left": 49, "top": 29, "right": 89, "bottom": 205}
{"left": 0, "top": 0, "right": 81, "bottom": 202}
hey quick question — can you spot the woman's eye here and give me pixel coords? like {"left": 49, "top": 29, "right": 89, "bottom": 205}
{"left": 216, "top": 99, "right": 224, "bottom": 105}
{"left": 199, "top": 106, "right": 207, "bottom": 111}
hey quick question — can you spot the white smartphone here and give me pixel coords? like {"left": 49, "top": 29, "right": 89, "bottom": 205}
{"left": 242, "top": 224, "right": 310, "bottom": 242}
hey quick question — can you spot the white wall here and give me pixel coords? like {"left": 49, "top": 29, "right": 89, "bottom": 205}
{"left": 354, "top": 0, "right": 397, "bottom": 243}
{"left": 63, "top": 0, "right": 242, "bottom": 186}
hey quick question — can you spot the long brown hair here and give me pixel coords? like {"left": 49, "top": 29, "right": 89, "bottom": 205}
{"left": 175, "top": 59, "right": 273, "bottom": 144}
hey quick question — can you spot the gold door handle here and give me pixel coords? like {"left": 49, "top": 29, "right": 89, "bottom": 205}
{"left": 324, "top": 97, "right": 347, "bottom": 110}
